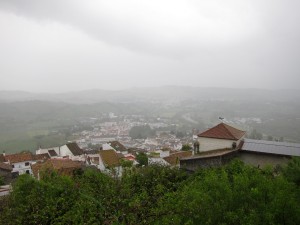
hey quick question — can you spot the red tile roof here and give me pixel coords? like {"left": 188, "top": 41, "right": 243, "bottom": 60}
{"left": 34, "top": 153, "right": 50, "bottom": 161}
{"left": 5, "top": 152, "right": 34, "bottom": 164}
{"left": 31, "top": 159, "right": 83, "bottom": 178}
{"left": 198, "top": 123, "right": 245, "bottom": 141}
{"left": 49, "top": 158, "right": 83, "bottom": 170}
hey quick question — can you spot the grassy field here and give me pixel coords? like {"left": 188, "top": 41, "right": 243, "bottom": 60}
{"left": 0, "top": 133, "right": 74, "bottom": 153}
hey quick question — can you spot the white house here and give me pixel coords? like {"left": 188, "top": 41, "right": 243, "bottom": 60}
{"left": 98, "top": 150, "right": 122, "bottom": 177}
{"left": 103, "top": 141, "right": 129, "bottom": 155}
{"left": 58, "top": 143, "right": 85, "bottom": 161}
{"left": 4, "top": 152, "right": 49, "bottom": 175}
{"left": 102, "top": 143, "right": 113, "bottom": 150}
{"left": 35, "top": 147, "right": 59, "bottom": 157}
{"left": 36, "top": 143, "right": 85, "bottom": 161}
{"left": 36, "top": 146, "right": 60, "bottom": 157}
{"left": 197, "top": 123, "right": 246, "bottom": 152}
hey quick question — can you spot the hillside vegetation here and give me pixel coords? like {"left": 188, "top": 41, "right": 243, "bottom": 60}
{"left": 1, "top": 159, "right": 300, "bottom": 225}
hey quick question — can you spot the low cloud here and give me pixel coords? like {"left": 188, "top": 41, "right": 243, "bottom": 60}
{"left": 0, "top": 0, "right": 299, "bottom": 92}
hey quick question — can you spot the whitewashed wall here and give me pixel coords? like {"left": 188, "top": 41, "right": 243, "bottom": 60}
{"left": 12, "top": 161, "right": 36, "bottom": 175}
{"left": 198, "top": 136, "right": 244, "bottom": 152}
{"left": 59, "top": 145, "right": 73, "bottom": 157}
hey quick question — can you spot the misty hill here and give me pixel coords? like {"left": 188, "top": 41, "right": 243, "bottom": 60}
{"left": 0, "top": 100, "right": 157, "bottom": 153}
{"left": 0, "top": 87, "right": 300, "bottom": 153}
{"left": 1, "top": 87, "right": 299, "bottom": 104}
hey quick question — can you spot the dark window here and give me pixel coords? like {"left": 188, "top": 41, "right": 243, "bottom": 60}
{"left": 26, "top": 170, "right": 30, "bottom": 174}
{"left": 25, "top": 162, "right": 30, "bottom": 166}
{"left": 12, "top": 164, "right": 14, "bottom": 168}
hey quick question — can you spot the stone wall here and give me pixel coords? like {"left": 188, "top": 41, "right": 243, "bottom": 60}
{"left": 180, "top": 151, "right": 237, "bottom": 172}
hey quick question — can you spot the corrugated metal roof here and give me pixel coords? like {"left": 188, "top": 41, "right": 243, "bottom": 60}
{"left": 241, "top": 139, "right": 300, "bottom": 156}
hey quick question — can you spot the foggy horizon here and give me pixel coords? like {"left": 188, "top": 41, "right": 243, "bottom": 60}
{"left": 1, "top": 85, "right": 300, "bottom": 95}
{"left": 1, "top": 0, "right": 300, "bottom": 93}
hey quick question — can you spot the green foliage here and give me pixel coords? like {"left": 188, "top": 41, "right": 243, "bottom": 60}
{"left": 181, "top": 144, "right": 191, "bottom": 151}
{"left": 0, "top": 176, "right": 4, "bottom": 185}
{"left": 1, "top": 161, "right": 300, "bottom": 225}
{"left": 1, "top": 173, "right": 78, "bottom": 225}
{"left": 283, "top": 156, "right": 300, "bottom": 185}
{"left": 119, "top": 165, "right": 188, "bottom": 224}
{"left": 155, "top": 160, "right": 300, "bottom": 225}
{"left": 120, "top": 159, "right": 134, "bottom": 168}
{"left": 129, "top": 125, "right": 155, "bottom": 139}
{"left": 136, "top": 152, "right": 148, "bottom": 167}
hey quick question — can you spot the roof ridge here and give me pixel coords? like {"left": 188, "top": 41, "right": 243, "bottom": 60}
{"left": 198, "top": 123, "right": 245, "bottom": 140}
{"left": 221, "top": 123, "right": 236, "bottom": 139}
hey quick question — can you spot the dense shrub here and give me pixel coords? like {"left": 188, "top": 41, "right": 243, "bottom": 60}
{"left": 1, "top": 159, "right": 300, "bottom": 225}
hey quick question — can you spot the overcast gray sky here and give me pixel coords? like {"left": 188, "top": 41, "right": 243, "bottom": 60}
{"left": 0, "top": 0, "right": 299, "bottom": 92}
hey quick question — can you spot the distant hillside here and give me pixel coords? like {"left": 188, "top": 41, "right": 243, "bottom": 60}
{"left": 1, "top": 87, "right": 300, "bottom": 104}
{"left": 0, "top": 100, "right": 154, "bottom": 153}
{"left": 1, "top": 87, "right": 300, "bottom": 153}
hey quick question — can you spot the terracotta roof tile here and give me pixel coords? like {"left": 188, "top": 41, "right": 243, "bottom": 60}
{"left": 31, "top": 159, "right": 83, "bottom": 178}
{"left": 198, "top": 123, "right": 245, "bottom": 140}
{"left": 34, "top": 153, "right": 50, "bottom": 161}
{"left": 99, "top": 150, "right": 120, "bottom": 167}
{"left": 5, "top": 152, "right": 34, "bottom": 164}
{"left": 49, "top": 158, "right": 82, "bottom": 169}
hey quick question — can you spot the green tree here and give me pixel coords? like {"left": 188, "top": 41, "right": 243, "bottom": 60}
{"left": 1, "top": 159, "right": 300, "bottom": 225}
{"left": 283, "top": 157, "right": 300, "bottom": 185}
{"left": 119, "top": 165, "right": 188, "bottom": 224}
{"left": 120, "top": 159, "right": 134, "bottom": 168}
{"left": 155, "top": 160, "right": 300, "bottom": 225}
{"left": 136, "top": 152, "right": 148, "bottom": 167}
{"left": 181, "top": 144, "right": 191, "bottom": 151}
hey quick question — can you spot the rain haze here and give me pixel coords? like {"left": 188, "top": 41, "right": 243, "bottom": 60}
{"left": 0, "top": 0, "right": 300, "bottom": 93}
{"left": 2, "top": 4, "right": 300, "bottom": 223}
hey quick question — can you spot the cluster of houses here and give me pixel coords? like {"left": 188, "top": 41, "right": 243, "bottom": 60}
{"left": 0, "top": 141, "right": 139, "bottom": 183}
{"left": 75, "top": 117, "right": 186, "bottom": 152}
{"left": 1, "top": 122, "right": 300, "bottom": 195}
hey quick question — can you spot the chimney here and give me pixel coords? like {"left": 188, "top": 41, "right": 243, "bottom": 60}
{"left": 3, "top": 150, "right": 5, "bottom": 156}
